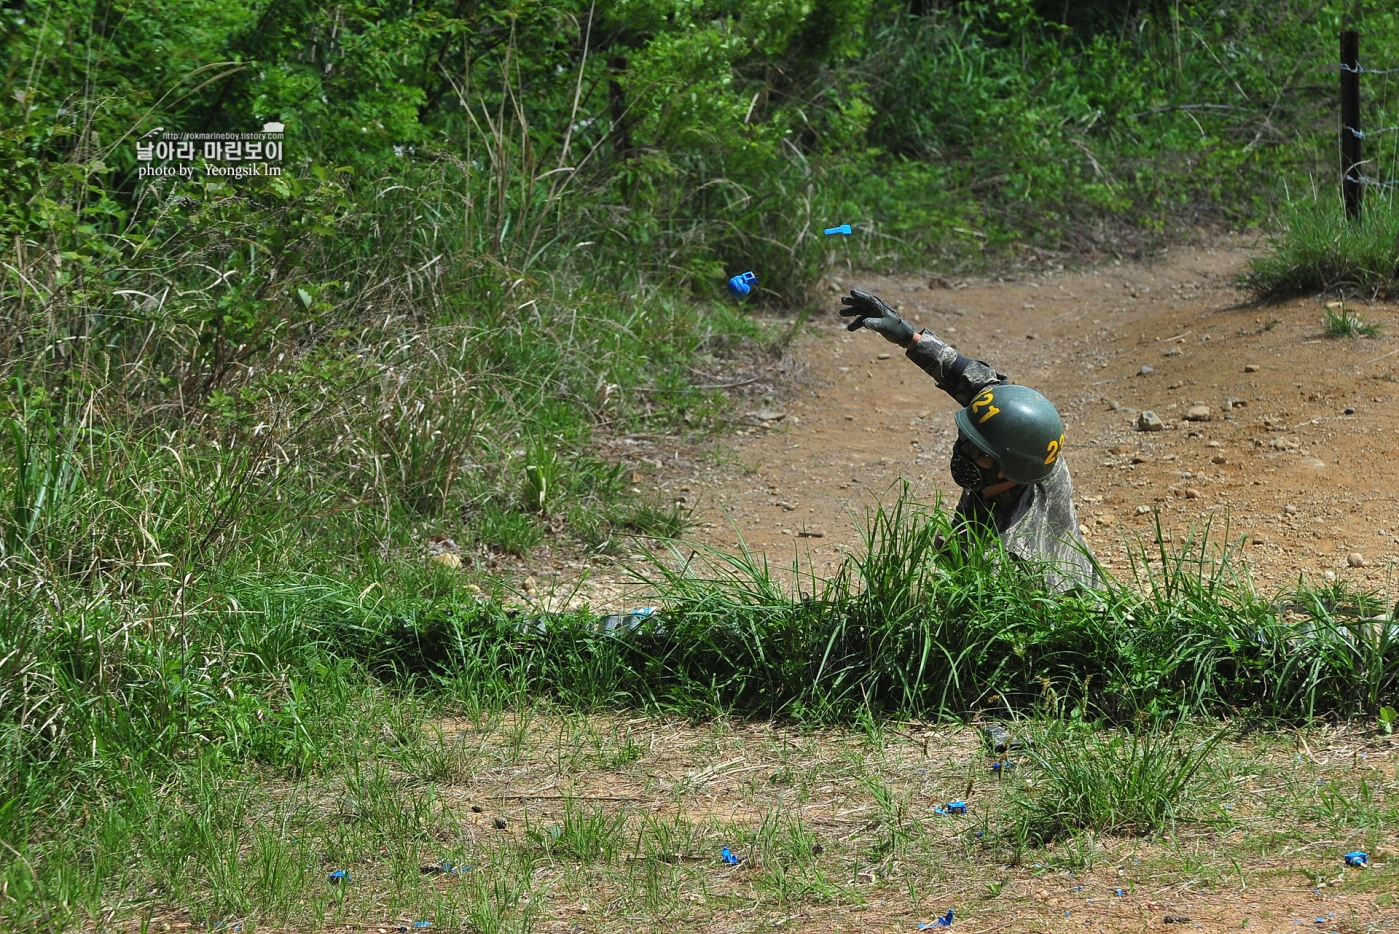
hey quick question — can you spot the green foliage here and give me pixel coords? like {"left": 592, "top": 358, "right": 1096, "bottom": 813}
{"left": 527, "top": 798, "right": 628, "bottom": 863}
{"left": 334, "top": 491, "right": 1399, "bottom": 726}
{"left": 2, "top": 487, "right": 1397, "bottom": 927}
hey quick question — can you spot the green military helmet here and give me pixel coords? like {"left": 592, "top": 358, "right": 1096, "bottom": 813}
{"left": 953, "top": 383, "right": 1066, "bottom": 485}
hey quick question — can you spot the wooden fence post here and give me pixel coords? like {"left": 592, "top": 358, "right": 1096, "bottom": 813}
{"left": 1341, "top": 30, "right": 1363, "bottom": 221}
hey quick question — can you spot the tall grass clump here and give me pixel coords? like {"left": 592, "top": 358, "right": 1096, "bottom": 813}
{"left": 1246, "top": 193, "right": 1399, "bottom": 299}
{"left": 1010, "top": 723, "right": 1222, "bottom": 842}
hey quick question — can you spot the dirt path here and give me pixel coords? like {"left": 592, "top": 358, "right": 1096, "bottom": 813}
{"left": 651, "top": 234, "right": 1399, "bottom": 596}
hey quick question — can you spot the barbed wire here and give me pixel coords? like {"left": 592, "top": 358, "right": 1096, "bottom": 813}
{"left": 1339, "top": 54, "right": 1399, "bottom": 194}
{"left": 1345, "top": 124, "right": 1399, "bottom": 139}
{"left": 1338, "top": 62, "right": 1399, "bottom": 76}
{"left": 1344, "top": 173, "right": 1399, "bottom": 189}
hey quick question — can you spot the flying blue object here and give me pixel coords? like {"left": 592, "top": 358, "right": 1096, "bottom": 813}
{"left": 727, "top": 271, "right": 757, "bottom": 297}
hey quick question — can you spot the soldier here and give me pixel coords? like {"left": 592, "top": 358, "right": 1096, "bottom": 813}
{"left": 840, "top": 289, "right": 1101, "bottom": 593}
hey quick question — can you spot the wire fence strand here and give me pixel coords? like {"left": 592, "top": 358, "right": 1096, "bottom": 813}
{"left": 1344, "top": 124, "right": 1399, "bottom": 139}
{"left": 1337, "top": 62, "right": 1399, "bottom": 76}
{"left": 1344, "top": 173, "right": 1399, "bottom": 190}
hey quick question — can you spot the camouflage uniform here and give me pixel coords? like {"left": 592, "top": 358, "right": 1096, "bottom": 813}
{"left": 905, "top": 330, "right": 1102, "bottom": 593}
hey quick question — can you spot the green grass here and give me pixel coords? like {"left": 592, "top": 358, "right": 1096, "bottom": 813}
{"left": 1010, "top": 723, "right": 1223, "bottom": 843}
{"left": 1323, "top": 301, "right": 1383, "bottom": 338}
{"left": 7, "top": 700, "right": 1392, "bottom": 932}
{"left": 6, "top": 484, "right": 1399, "bottom": 927}
{"left": 1246, "top": 193, "right": 1399, "bottom": 300}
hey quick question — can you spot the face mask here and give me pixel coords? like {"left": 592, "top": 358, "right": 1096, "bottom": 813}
{"left": 949, "top": 435, "right": 1002, "bottom": 490}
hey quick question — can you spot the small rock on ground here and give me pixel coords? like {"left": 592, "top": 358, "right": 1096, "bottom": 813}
{"left": 1137, "top": 410, "right": 1164, "bottom": 432}
{"left": 1182, "top": 405, "right": 1211, "bottom": 422}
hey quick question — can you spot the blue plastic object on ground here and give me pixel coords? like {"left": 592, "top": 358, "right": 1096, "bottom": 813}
{"left": 599, "top": 606, "right": 659, "bottom": 634}
{"left": 824, "top": 224, "right": 853, "bottom": 236}
{"left": 990, "top": 761, "right": 1016, "bottom": 772}
{"left": 1114, "top": 888, "right": 1125, "bottom": 896}
{"left": 1344, "top": 850, "right": 1368, "bottom": 867}
{"left": 721, "top": 846, "right": 740, "bottom": 865}
{"left": 727, "top": 271, "right": 757, "bottom": 297}
{"left": 328, "top": 869, "right": 350, "bottom": 884}
{"left": 917, "top": 909, "right": 954, "bottom": 928}
{"left": 946, "top": 800, "right": 967, "bottom": 815}
{"left": 431, "top": 860, "right": 460, "bottom": 874}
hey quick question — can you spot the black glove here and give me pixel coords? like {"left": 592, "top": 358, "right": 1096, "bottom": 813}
{"left": 839, "top": 289, "right": 916, "bottom": 347}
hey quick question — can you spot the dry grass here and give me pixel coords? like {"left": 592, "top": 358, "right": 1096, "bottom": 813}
{"left": 113, "top": 711, "right": 1399, "bottom": 934}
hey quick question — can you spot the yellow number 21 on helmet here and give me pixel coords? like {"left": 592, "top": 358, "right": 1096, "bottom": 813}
{"left": 970, "top": 389, "right": 1000, "bottom": 424}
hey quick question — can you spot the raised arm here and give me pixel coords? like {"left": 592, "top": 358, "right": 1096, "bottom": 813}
{"left": 839, "top": 288, "right": 1006, "bottom": 407}
{"left": 904, "top": 330, "right": 1006, "bottom": 407}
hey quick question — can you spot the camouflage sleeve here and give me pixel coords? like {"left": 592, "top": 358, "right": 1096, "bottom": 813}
{"left": 903, "top": 330, "right": 1007, "bottom": 407}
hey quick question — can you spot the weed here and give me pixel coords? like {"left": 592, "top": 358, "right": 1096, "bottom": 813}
{"left": 475, "top": 504, "right": 544, "bottom": 555}
{"left": 1011, "top": 723, "right": 1222, "bottom": 843}
{"left": 636, "top": 810, "right": 703, "bottom": 865}
{"left": 1324, "top": 303, "right": 1382, "bottom": 338}
{"left": 754, "top": 810, "right": 834, "bottom": 904}
{"left": 595, "top": 724, "right": 645, "bottom": 771}
{"left": 527, "top": 798, "right": 628, "bottom": 863}
{"left": 521, "top": 444, "right": 560, "bottom": 516}
{"left": 614, "top": 500, "right": 692, "bottom": 541}
{"left": 861, "top": 773, "right": 915, "bottom": 860}
{"left": 408, "top": 725, "right": 480, "bottom": 785}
